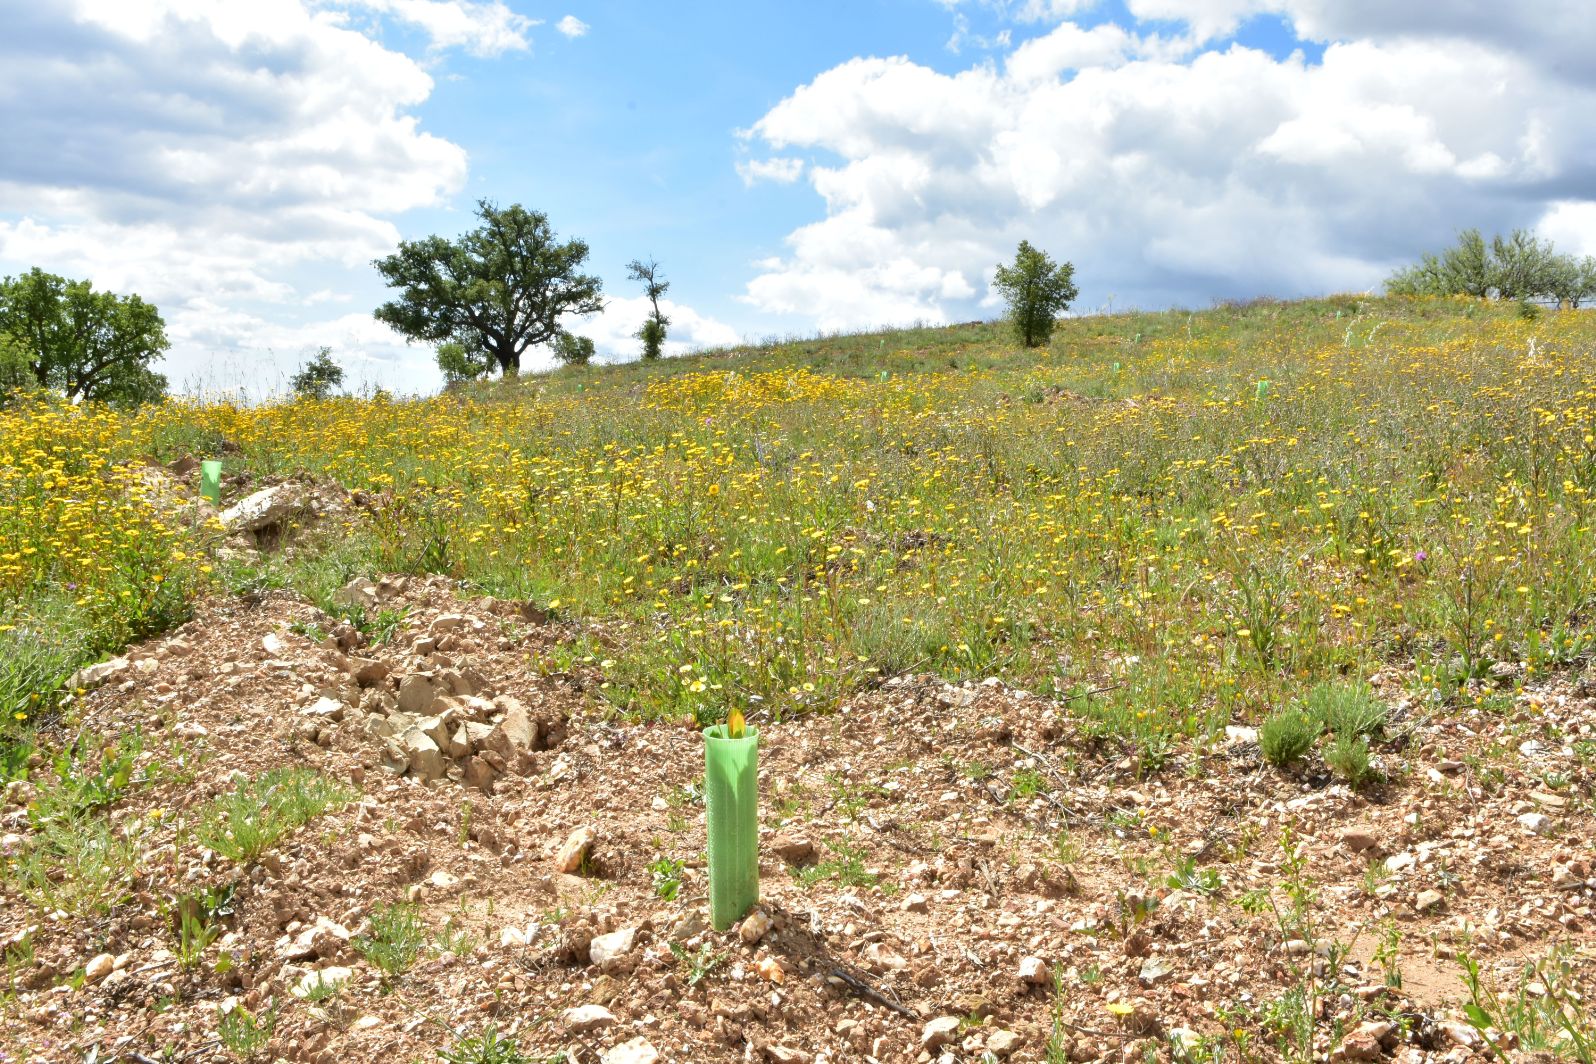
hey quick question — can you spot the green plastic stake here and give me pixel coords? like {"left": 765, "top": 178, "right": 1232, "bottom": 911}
{"left": 878, "top": 370, "right": 890, "bottom": 382}
{"left": 200, "top": 460, "right": 222, "bottom": 505}
{"left": 704, "top": 723, "right": 759, "bottom": 930}
{"left": 1112, "top": 361, "right": 1121, "bottom": 372}
{"left": 1256, "top": 379, "right": 1270, "bottom": 399}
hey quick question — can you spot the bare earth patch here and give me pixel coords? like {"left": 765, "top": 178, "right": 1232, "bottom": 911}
{"left": 2, "top": 579, "right": 1592, "bottom": 1063}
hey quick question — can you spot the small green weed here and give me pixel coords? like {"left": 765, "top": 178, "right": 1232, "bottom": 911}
{"left": 1166, "top": 857, "right": 1222, "bottom": 896}
{"left": 792, "top": 839, "right": 877, "bottom": 889}
{"left": 669, "top": 941, "right": 726, "bottom": 987}
{"left": 355, "top": 903, "right": 427, "bottom": 980}
{"left": 649, "top": 856, "right": 684, "bottom": 901}
{"left": 218, "top": 1003, "right": 277, "bottom": 1060}
{"left": 1307, "top": 681, "right": 1387, "bottom": 738}
{"left": 1324, "top": 732, "right": 1377, "bottom": 789}
{"left": 438, "top": 1024, "right": 533, "bottom": 1064}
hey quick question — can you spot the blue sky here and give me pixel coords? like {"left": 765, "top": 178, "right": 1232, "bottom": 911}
{"left": 2, "top": 0, "right": 1593, "bottom": 395}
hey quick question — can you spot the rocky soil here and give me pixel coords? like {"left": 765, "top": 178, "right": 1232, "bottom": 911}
{"left": 2, "top": 577, "right": 1593, "bottom": 1063}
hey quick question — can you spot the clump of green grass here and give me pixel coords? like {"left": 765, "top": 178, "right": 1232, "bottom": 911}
{"left": 196, "top": 768, "right": 354, "bottom": 862}
{"left": 1259, "top": 708, "right": 1321, "bottom": 768}
{"left": 1324, "top": 732, "right": 1377, "bottom": 790}
{"left": 439, "top": 1025, "right": 532, "bottom": 1064}
{"left": 354, "top": 902, "right": 427, "bottom": 980}
{"left": 1306, "top": 681, "right": 1387, "bottom": 738}
{"left": 12, "top": 814, "right": 137, "bottom": 916}
{"left": 218, "top": 1003, "right": 277, "bottom": 1059}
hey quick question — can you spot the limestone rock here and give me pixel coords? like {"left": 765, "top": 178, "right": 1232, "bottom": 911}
{"left": 220, "top": 484, "right": 303, "bottom": 534}
{"left": 601, "top": 1039, "right": 658, "bottom": 1064}
{"left": 555, "top": 826, "right": 596, "bottom": 874}
{"left": 561, "top": 1003, "right": 616, "bottom": 1033}
{"left": 589, "top": 927, "right": 637, "bottom": 972}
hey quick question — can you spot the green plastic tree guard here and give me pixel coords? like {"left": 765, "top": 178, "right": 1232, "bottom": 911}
{"left": 200, "top": 460, "right": 222, "bottom": 505}
{"left": 1256, "top": 379, "right": 1271, "bottom": 399}
{"left": 704, "top": 723, "right": 759, "bottom": 930}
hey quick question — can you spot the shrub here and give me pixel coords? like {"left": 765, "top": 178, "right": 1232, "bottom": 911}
{"left": 1259, "top": 708, "right": 1321, "bottom": 767}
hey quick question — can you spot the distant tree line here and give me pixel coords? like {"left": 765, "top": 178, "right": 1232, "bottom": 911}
{"left": 1388, "top": 228, "right": 1596, "bottom": 307}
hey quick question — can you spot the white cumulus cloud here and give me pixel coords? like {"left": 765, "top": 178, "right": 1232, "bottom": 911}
{"left": 555, "top": 14, "right": 589, "bottom": 38}
{"left": 743, "top": 11, "right": 1596, "bottom": 330}
{"left": 736, "top": 158, "right": 806, "bottom": 187}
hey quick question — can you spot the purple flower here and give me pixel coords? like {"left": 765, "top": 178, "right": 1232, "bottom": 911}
{"left": 1414, "top": 550, "right": 1427, "bottom": 563}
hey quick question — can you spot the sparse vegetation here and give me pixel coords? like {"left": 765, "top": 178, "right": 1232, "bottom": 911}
{"left": 1259, "top": 708, "right": 1321, "bottom": 768}
{"left": 355, "top": 902, "right": 427, "bottom": 980}
{"left": 195, "top": 768, "right": 353, "bottom": 862}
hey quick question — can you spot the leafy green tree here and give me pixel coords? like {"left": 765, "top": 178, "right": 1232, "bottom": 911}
{"left": 289, "top": 347, "right": 345, "bottom": 400}
{"left": 0, "top": 330, "right": 30, "bottom": 398}
{"left": 1490, "top": 230, "right": 1563, "bottom": 301}
{"left": 0, "top": 268, "right": 169, "bottom": 405}
{"left": 1549, "top": 255, "right": 1596, "bottom": 309}
{"left": 552, "top": 331, "right": 595, "bottom": 366}
{"left": 1387, "top": 228, "right": 1589, "bottom": 305}
{"left": 435, "top": 339, "right": 493, "bottom": 385}
{"left": 373, "top": 200, "right": 605, "bottom": 379}
{"left": 993, "top": 241, "right": 1078, "bottom": 347}
{"left": 626, "top": 257, "right": 670, "bottom": 360}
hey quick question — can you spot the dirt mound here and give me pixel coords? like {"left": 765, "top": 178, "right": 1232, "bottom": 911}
{"left": 2, "top": 580, "right": 1593, "bottom": 1062}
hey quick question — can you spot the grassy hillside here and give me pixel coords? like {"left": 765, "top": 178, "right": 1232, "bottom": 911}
{"left": 4, "top": 294, "right": 1596, "bottom": 746}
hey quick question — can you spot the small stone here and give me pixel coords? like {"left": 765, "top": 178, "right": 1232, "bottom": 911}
{"left": 499, "top": 925, "right": 535, "bottom": 948}
{"left": 400, "top": 728, "right": 444, "bottom": 781}
{"left": 1518, "top": 812, "right": 1553, "bottom": 836}
{"left": 757, "top": 956, "right": 786, "bottom": 984}
{"left": 770, "top": 835, "right": 815, "bottom": 865}
{"left": 347, "top": 657, "right": 389, "bottom": 685}
{"left": 987, "top": 1030, "right": 1022, "bottom": 1057}
{"left": 1137, "top": 955, "right": 1174, "bottom": 986}
{"left": 1341, "top": 828, "right": 1380, "bottom": 853}
{"left": 901, "top": 893, "right": 929, "bottom": 913}
{"left": 1018, "top": 956, "right": 1050, "bottom": 985}
{"left": 1415, "top": 890, "right": 1444, "bottom": 913}
{"left": 765, "top": 1048, "right": 808, "bottom": 1064}
{"left": 1529, "top": 790, "right": 1567, "bottom": 810}
{"left": 862, "top": 941, "right": 907, "bottom": 971}
{"left": 302, "top": 696, "right": 344, "bottom": 720}
{"left": 922, "top": 1016, "right": 962, "bottom": 1049}
{"left": 83, "top": 953, "right": 115, "bottom": 984}
{"left": 1385, "top": 852, "right": 1415, "bottom": 872}
{"left": 555, "top": 826, "right": 596, "bottom": 874}
{"left": 601, "top": 1037, "right": 659, "bottom": 1064}
{"left": 483, "top": 701, "right": 537, "bottom": 758}
{"left": 291, "top": 966, "right": 353, "bottom": 998}
{"left": 739, "top": 908, "right": 773, "bottom": 945}
{"left": 70, "top": 657, "right": 130, "bottom": 691}
{"left": 589, "top": 927, "right": 638, "bottom": 972}
{"left": 220, "top": 483, "right": 303, "bottom": 534}
{"left": 1552, "top": 864, "right": 1577, "bottom": 886}
{"left": 1439, "top": 1020, "right": 1481, "bottom": 1048}
{"left": 560, "top": 1003, "right": 615, "bottom": 1033}
{"left": 397, "top": 675, "right": 437, "bottom": 715}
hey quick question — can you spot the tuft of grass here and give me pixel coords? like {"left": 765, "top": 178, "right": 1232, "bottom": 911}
{"left": 438, "top": 1025, "right": 533, "bottom": 1064}
{"left": 12, "top": 813, "right": 137, "bottom": 916}
{"left": 1259, "top": 708, "right": 1321, "bottom": 768}
{"left": 1324, "top": 732, "right": 1377, "bottom": 790}
{"left": 218, "top": 1003, "right": 277, "bottom": 1060}
{"left": 668, "top": 941, "right": 726, "bottom": 987}
{"left": 196, "top": 768, "right": 354, "bottom": 862}
{"left": 354, "top": 902, "right": 427, "bottom": 980}
{"left": 1306, "top": 681, "right": 1387, "bottom": 738}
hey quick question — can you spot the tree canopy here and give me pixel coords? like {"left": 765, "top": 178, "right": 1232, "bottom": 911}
{"left": 626, "top": 257, "right": 670, "bottom": 361}
{"left": 0, "top": 268, "right": 169, "bottom": 405}
{"left": 1388, "top": 228, "right": 1596, "bottom": 307}
{"left": 373, "top": 200, "right": 605, "bottom": 378}
{"left": 993, "top": 241, "right": 1078, "bottom": 348}
{"left": 289, "top": 347, "right": 345, "bottom": 400}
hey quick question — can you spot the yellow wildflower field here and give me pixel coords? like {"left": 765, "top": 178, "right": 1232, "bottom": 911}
{"left": 4, "top": 295, "right": 1594, "bottom": 746}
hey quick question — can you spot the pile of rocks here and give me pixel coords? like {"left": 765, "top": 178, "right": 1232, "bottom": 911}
{"left": 294, "top": 579, "right": 557, "bottom": 793}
